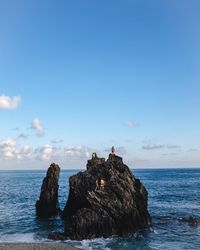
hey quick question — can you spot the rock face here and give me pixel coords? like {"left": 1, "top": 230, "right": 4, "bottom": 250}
{"left": 62, "top": 154, "right": 151, "bottom": 240}
{"left": 36, "top": 163, "right": 60, "bottom": 217}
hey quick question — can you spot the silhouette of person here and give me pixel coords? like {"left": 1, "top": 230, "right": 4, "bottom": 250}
{"left": 92, "top": 152, "right": 97, "bottom": 159}
{"left": 111, "top": 146, "right": 115, "bottom": 154}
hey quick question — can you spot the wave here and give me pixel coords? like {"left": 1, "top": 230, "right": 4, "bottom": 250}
{"left": 0, "top": 233, "right": 41, "bottom": 243}
{"left": 63, "top": 237, "right": 113, "bottom": 250}
{"left": 0, "top": 232, "right": 112, "bottom": 249}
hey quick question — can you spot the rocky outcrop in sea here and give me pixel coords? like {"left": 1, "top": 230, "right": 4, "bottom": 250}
{"left": 36, "top": 153, "right": 151, "bottom": 240}
{"left": 61, "top": 153, "right": 151, "bottom": 239}
{"left": 36, "top": 163, "right": 60, "bottom": 217}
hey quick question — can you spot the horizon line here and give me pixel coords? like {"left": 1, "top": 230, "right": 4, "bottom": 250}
{"left": 0, "top": 166, "right": 200, "bottom": 171}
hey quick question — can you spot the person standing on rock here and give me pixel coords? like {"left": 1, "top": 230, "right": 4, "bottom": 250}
{"left": 95, "top": 179, "right": 100, "bottom": 191}
{"left": 111, "top": 146, "right": 115, "bottom": 154}
{"left": 92, "top": 152, "right": 97, "bottom": 158}
{"left": 100, "top": 179, "right": 106, "bottom": 190}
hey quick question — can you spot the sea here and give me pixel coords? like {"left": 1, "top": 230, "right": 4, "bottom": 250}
{"left": 0, "top": 168, "right": 199, "bottom": 250}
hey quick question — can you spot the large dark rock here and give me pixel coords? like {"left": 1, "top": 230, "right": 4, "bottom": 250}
{"left": 61, "top": 154, "right": 151, "bottom": 240}
{"left": 36, "top": 163, "right": 60, "bottom": 217}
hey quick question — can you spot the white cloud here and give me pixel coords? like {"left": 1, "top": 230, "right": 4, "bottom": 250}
{"left": 124, "top": 120, "right": 138, "bottom": 128}
{"left": 65, "top": 146, "right": 91, "bottom": 159}
{"left": 0, "top": 138, "right": 16, "bottom": 158}
{"left": 35, "top": 145, "right": 93, "bottom": 162}
{"left": 0, "top": 138, "right": 31, "bottom": 160}
{"left": 35, "top": 144, "right": 54, "bottom": 160}
{"left": 31, "top": 118, "right": 44, "bottom": 136}
{"left": 0, "top": 95, "right": 21, "bottom": 110}
{"left": 0, "top": 140, "right": 58, "bottom": 162}
{"left": 0, "top": 139, "right": 93, "bottom": 164}
{"left": 14, "top": 145, "right": 31, "bottom": 159}
{"left": 142, "top": 144, "right": 165, "bottom": 150}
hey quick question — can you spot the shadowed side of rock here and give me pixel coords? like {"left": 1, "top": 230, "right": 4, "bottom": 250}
{"left": 36, "top": 163, "right": 60, "bottom": 217}
{"left": 61, "top": 154, "right": 151, "bottom": 240}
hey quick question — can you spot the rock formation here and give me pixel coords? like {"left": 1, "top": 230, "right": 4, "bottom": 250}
{"left": 178, "top": 216, "right": 198, "bottom": 226}
{"left": 36, "top": 163, "right": 60, "bottom": 217}
{"left": 86, "top": 152, "right": 105, "bottom": 170}
{"left": 61, "top": 153, "right": 151, "bottom": 240}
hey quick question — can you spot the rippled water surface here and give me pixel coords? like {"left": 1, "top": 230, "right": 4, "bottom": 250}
{"left": 0, "top": 168, "right": 199, "bottom": 249}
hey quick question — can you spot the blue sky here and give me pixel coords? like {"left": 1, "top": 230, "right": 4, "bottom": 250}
{"left": 0, "top": 0, "right": 200, "bottom": 169}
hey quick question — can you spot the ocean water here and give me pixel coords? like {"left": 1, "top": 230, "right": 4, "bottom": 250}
{"left": 0, "top": 168, "right": 199, "bottom": 249}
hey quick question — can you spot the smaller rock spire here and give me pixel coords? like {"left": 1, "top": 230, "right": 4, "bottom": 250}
{"left": 36, "top": 163, "right": 60, "bottom": 217}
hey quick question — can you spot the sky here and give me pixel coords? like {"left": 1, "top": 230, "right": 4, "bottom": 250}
{"left": 0, "top": 0, "right": 200, "bottom": 169}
